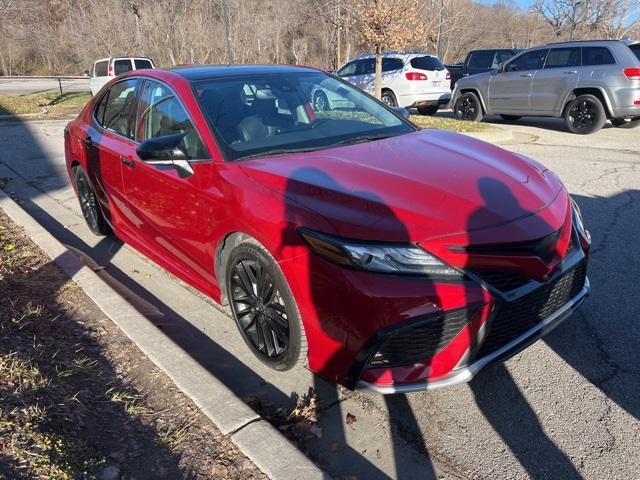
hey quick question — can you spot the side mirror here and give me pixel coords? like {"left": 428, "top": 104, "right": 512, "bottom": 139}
{"left": 497, "top": 63, "right": 505, "bottom": 73}
{"left": 137, "top": 132, "right": 194, "bottom": 178}
{"left": 391, "top": 106, "right": 410, "bottom": 119}
{"left": 84, "top": 70, "right": 91, "bottom": 77}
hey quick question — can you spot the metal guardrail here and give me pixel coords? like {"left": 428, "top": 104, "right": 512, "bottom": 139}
{"left": 0, "top": 76, "right": 89, "bottom": 95}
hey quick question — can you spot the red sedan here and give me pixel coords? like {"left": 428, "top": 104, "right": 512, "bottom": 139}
{"left": 64, "top": 65, "right": 590, "bottom": 393}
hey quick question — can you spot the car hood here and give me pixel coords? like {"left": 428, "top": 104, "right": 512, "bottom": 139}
{"left": 238, "top": 130, "right": 564, "bottom": 243}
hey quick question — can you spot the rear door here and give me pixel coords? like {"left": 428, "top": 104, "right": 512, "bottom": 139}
{"left": 488, "top": 49, "right": 547, "bottom": 112}
{"left": 530, "top": 46, "right": 580, "bottom": 113}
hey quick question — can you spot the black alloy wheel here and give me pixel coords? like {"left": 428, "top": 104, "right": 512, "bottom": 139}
{"left": 226, "top": 241, "right": 307, "bottom": 371}
{"left": 564, "top": 94, "right": 606, "bottom": 134}
{"left": 73, "top": 165, "right": 110, "bottom": 236}
{"left": 610, "top": 116, "right": 640, "bottom": 129}
{"left": 314, "top": 91, "right": 330, "bottom": 111}
{"left": 454, "top": 92, "right": 483, "bottom": 122}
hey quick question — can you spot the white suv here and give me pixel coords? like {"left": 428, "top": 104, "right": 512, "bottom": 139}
{"left": 335, "top": 52, "right": 451, "bottom": 115}
{"left": 89, "top": 56, "right": 155, "bottom": 96}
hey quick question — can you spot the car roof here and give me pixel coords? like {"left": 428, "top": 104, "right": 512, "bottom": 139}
{"left": 352, "top": 52, "right": 437, "bottom": 61}
{"left": 160, "top": 64, "right": 322, "bottom": 81}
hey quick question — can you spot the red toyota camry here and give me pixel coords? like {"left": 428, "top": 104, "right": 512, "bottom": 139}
{"left": 64, "top": 65, "right": 590, "bottom": 393}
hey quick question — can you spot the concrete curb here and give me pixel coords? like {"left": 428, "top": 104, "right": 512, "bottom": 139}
{"left": 0, "top": 189, "right": 331, "bottom": 480}
{"left": 462, "top": 125, "right": 514, "bottom": 143}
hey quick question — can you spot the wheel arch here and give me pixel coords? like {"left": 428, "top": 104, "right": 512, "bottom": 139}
{"left": 457, "top": 87, "right": 487, "bottom": 114}
{"left": 562, "top": 87, "right": 612, "bottom": 118}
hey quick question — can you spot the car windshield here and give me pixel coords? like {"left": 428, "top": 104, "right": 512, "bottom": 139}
{"left": 193, "top": 71, "right": 415, "bottom": 161}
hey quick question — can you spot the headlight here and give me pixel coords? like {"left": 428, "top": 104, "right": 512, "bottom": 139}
{"left": 298, "top": 228, "right": 463, "bottom": 279}
{"left": 570, "top": 197, "right": 591, "bottom": 245}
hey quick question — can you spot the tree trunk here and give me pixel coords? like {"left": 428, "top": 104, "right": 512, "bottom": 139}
{"left": 375, "top": 43, "right": 382, "bottom": 100}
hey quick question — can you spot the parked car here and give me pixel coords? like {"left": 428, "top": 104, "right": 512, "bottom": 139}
{"left": 336, "top": 52, "right": 451, "bottom": 115}
{"left": 448, "top": 48, "right": 523, "bottom": 88}
{"left": 451, "top": 39, "right": 640, "bottom": 133}
{"left": 64, "top": 65, "right": 590, "bottom": 394}
{"left": 89, "top": 56, "right": 155, "bottom": 96}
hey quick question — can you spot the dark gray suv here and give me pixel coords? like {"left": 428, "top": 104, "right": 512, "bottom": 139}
{"left": 451, "top": 39, "right": 640, "bottom": 134}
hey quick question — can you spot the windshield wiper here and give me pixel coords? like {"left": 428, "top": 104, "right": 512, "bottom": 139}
{"left": 237, "top": 145, "right": 327, "bottom": 160}
{"left": 332, "top": 132, "right": 401, "bottom": 147}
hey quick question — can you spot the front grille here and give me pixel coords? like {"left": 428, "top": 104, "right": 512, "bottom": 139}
{"left": 477, "top": 262, "right": 586, "bottom": 358}
{"left": 472, "top": 270, "right": 531, "bottom": 291}
{"left": 370, "top": 309, "right": 476, "bottom": 367}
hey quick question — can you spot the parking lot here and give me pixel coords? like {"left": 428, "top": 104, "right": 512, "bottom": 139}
{"left": 0, "top": 113, "right": 638, "bottom": 479}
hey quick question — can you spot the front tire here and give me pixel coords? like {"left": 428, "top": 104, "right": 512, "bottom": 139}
{"left": 564, "top": 94, "right": 606, "bottom": 134}
{"left": 226, "top": 241, "right": 307, "bottom": 371}
{"left": 610, "top": 116, "right": 640, "bottom": 129}
{"left": 454, "top": 92, "right": 483, "bottom": 122}
{"left": 73, "top": 165, "right": 110, "bottom": 236}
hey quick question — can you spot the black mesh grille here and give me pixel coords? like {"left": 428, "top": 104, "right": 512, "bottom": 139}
{"left": 477, "top": 262, "right": 586, "bottom": 358}
{"left": 472, "top": 270, "right": 531, "bottom": 291}
{"left": 370, "top": 309, "right": 476, "bottom": 367}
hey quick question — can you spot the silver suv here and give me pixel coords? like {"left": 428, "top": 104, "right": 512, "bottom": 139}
{"left": 451, "top": 39, "right": 640, "bottom": 134}
{"left": 336, "top": 52, "right": 451, "bottom": 115}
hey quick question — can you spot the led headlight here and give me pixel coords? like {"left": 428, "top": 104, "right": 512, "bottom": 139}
{"left": 298, "top": 228, "right": 462, "bottom": 278}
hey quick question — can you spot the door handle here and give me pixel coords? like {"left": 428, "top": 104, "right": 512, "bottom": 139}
{"left": 121, "top": 156, "right": 136, "bottom": 168}
{"left": 564, "top": 70, "right": 578, "bottom": 74}
{"left": 82, "top": 136, "right": 93, "bottom": 146}
{"left": 520, "top": 73, "right": 533, "bottom": 77}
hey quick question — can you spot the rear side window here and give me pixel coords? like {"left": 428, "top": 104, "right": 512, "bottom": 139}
{"left": 94, "top": 60, "right": 108, "bottom": 77}
{"left": 134, "top": 59, "right": 153, "bottom": 69}
{"left": 410, "top": 56, "right": 445, "bottom": 71}
{"left": 113, "top": 59, "right": 134, "bottom": 76}
{"left": 382, "top": 58, "right": 404, "bottom": 72}
{"left": 544, "top": 47, "right": 580, "bottom": 68}
{"left": 583, "top": 47, "right": 616, "bottom": 66}
{"left": 626, "top": 44, "right": 640, "bottom": 61}
{"left": 95, "top": 79, "right": 139, "bottom": 137}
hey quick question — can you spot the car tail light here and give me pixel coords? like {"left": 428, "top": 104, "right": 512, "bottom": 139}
{"left": 406, "top": 72, "right": 428, "bottom": 81}
{"left": 108, "top": 65, "right": 114, "bottom": 76}
{"left": 446, "top": 72, "right": 451, "bottom": 80}
{"left": 623, "top": 68, "right": 640, "bottom": 79}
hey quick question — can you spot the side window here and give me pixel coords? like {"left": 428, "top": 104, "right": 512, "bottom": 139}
{"left": 134, "top": 59, "right": 153, "bottom": 70}
{"left": 94, "top": 61, "right": 108, "bottom": 77}
{"left": 337, "top": 61, "right": 357, "bottom": 77}
{"left": 544, "top": 47, "right": 580, "bottom": 68}
{"left": 468, "top": 51, "right": 494, "bottom": 69}
{"left": 382, "top": 58, "right": 403, "bottom": 73}
{"left": 496, "top": 51, "right": 516, "bottom": 65}
{"left": 137, "top": 80, "right": 209, "bottom": 160}
{"left": 95, "top": 79, "right": 139, "bottom": 138}
{"left": 113, "top": 59, "right": 133, "bottom": 76}
{"left": 582, "top": 47, "right": 616, "bottom": 66}
{"left": 358, "top": 59, "right": 375, "bottom": 75}
{"left": 505, "top": 49, "right": 547, "bottom": 72}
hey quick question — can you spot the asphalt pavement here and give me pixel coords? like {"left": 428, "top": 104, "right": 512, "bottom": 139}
{"left": 0, "top": 114, "right": 639, "bottom": 479}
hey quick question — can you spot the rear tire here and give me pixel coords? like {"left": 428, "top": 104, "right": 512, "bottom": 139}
{"left": 564, "top": 94, "right": 606, "bottom": 134}
{"left": 417, "top": 105, "right": 439, "bottom": 116}
{"left": 226, "top": 240, "right": 307, "bottom": 371}
{"left": 73, "top": 165, "right": 110, "bottom": 236}
{"left": 313, "top": 91, "right": 330, "bottom": 111}
{"left": 454, "top": 92, "right": 483, "bottom": 122}
{"left": 381, "top": 90, "right": 397, "bottom": 107}
{"left": 610, "top": 116, "right": 640, "bottom": 129}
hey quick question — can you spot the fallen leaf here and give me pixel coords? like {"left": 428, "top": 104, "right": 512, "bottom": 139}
{"left": 346, "top": 413, "right": 357, "bottom": 428}
{"left": 142, "top": 274, "right": 151, "bottom": 279}
{"left": 331, "top": 442, "right": 339, "bottom": 453}
{"left": 309, "top": 425, "right": 322, "bottom": 438}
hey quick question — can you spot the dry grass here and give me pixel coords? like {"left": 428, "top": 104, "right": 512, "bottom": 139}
{"left": 0, "top": 92, "right": 90, "bottom": 119}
